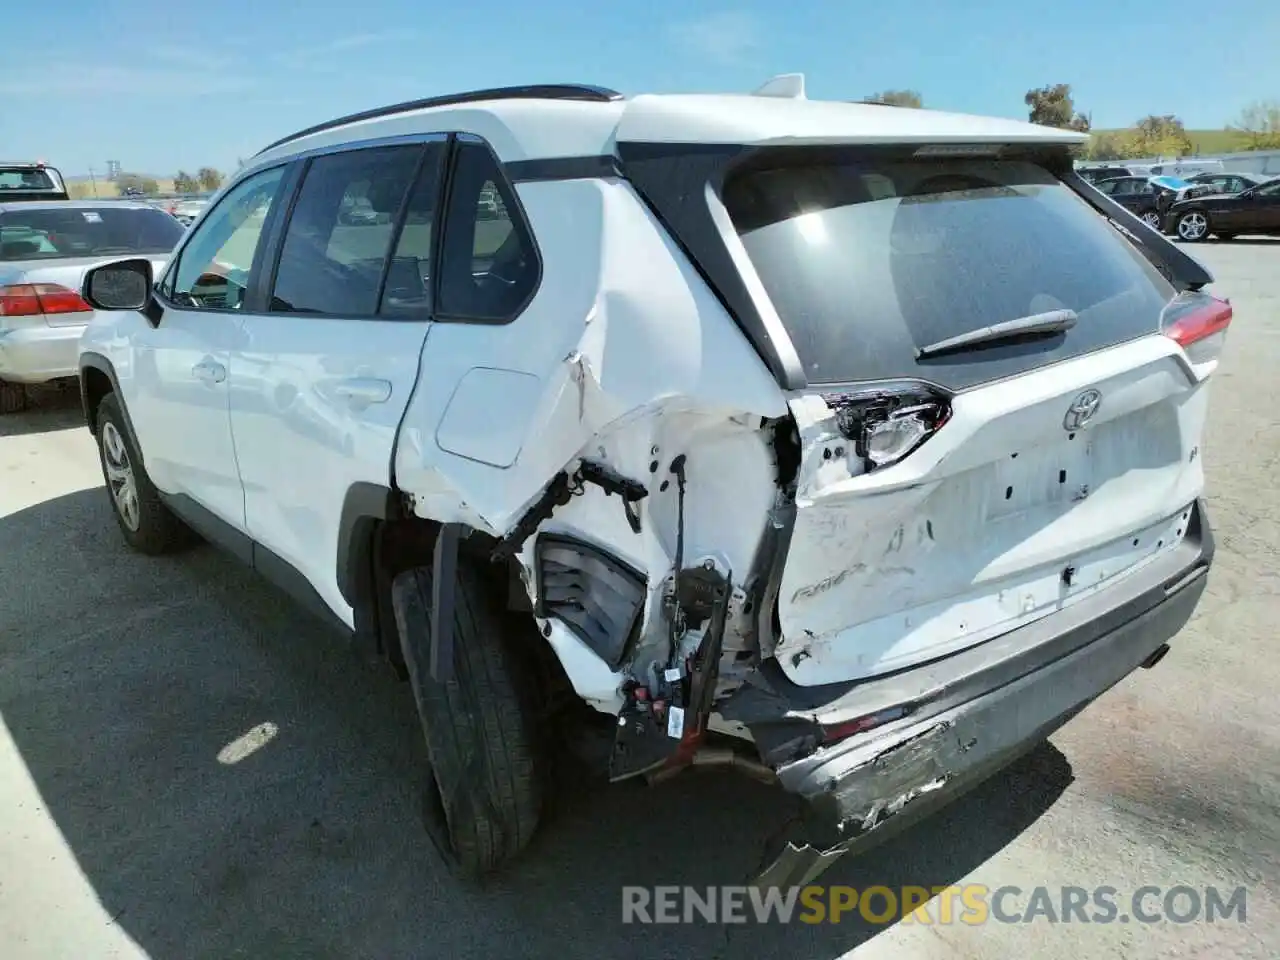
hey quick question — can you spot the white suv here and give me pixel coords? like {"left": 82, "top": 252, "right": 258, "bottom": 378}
{"left": 76, "top": 77, "right": 1229, "bottom": 887}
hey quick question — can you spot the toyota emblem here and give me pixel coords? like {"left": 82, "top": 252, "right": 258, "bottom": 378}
{"left": 1063, "top": 389, "right": 1102, "bottom": 431}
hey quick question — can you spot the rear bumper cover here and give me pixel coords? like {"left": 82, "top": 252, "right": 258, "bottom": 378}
{"left": 742, "top": 499, "right": 1214, "bottom": 887}
{"left": 0, "top": 323, "right": 85, "bottom": 382}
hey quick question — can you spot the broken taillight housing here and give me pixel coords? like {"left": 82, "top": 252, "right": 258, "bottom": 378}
{"left": 535, "top": 533, "right": 646, "bottom": 671}
{"left": 821, "top": 383, "right": 952, "bottom": 472}
{"left": 1160, "top": 291, "right": 1232, "bottom": 366}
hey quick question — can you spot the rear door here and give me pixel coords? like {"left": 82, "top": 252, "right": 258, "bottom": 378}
{"left": 227, "top": 139, "right": 445, "bottom": 623}
{"left": 722, "top": 153, "right": 1216, "bottom": 685}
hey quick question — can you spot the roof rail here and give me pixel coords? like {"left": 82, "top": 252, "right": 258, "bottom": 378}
{"left": 254, "top": 83, "right": 624, "bottom": 157}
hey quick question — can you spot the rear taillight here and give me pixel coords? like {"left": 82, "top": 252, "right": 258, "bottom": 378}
{"left": 0, "top": 283, "right": 93, "bottom": 317}
{"left": 820, "top": 382, "right": 952, "bottom": 473}
{"left": 1161, "top": 292, "right": 1232, "bottom": 366}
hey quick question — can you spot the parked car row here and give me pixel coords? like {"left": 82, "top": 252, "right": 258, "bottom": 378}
{"left": 1086, "top": 169, "right": 1280, "bottom": 241}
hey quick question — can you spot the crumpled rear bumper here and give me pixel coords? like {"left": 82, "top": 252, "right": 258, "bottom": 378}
{"left": 746, "top": 499, "right": 1214, "bottom": 888}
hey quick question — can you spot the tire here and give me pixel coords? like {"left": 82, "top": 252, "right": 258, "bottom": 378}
{"left": 94, "top": 392, "right": 195, "bottom": 554}
{"left": 0, "top": 379, "right": 27, "bottom": 415}
{"left": 391, "top": 561, "right": 543, "bottom": 878}
{"left": 1176, "top": 210, "right": 1210, "bottom": 242}
{"left": 1140, "top": 210, "right": 1162, "bottom": 229}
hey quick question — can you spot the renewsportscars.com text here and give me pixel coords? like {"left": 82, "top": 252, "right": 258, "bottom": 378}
{"left": 621, "top": 884, "right": 1248, "bottom": 926}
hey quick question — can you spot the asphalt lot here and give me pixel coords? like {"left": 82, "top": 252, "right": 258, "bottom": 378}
{"left": 1, "top": 241, "right": 1277, "bottom": 959}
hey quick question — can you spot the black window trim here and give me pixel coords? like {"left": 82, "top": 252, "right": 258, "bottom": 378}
{"left": 152, "top": 159, "right": 299, "bottom": 317}
{"left": 430, "top": 132, "right": 544, "bottom": 326}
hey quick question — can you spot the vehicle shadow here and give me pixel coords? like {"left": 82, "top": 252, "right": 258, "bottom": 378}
{"left": 0, "top": 488, "right": 1075, "bottom": 959}
{"left": 0, "top": 382, "right": 83, "bottom": 438}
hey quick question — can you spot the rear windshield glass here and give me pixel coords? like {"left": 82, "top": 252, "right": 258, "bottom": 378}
{"left": 724, "top": 157, "right": 1174, "bottom": 387}
{"left": 0, "top": 206, "right": 183, "bottom": 261}
{"left": 0, "top": 168, "right": 58, "bottom": 192}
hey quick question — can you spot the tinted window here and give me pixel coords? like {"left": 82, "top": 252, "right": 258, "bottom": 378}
{"left": 0, "top": 168, "right": 56, "bottom": 191}
{"left": 379, "top": 143, "right": 446, "bottom": 318}
{"left": 270, "top": 146, "right": 420, "bottom": 316}
{"left": 437, "top": 139, "right": 537, "bottom": 322}
{"left": 0, "top": 206, "right": 182, "bottom": 261}
{"left": 171, "top": 166, "right": 285, "bottom": 310}
{"left": 725, "top": 156, "right": 1174, "bottom": 386}
{"left": 1257, "top": 180, "right": 1280, "bottom": 198}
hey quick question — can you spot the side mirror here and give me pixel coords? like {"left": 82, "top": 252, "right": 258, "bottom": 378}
{"left": 82, "top": 258, "right": 153, "bottom": 311}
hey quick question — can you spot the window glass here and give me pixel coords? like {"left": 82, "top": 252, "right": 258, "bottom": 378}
{"left": 1257, "top": 180, "right": 1280, "bottom": 197}
{"left": 379, "top": 142, "right": 446, "bottom": 317}
{"left": 270, "top": 146, "right": 420, "bottom": 315}
{"left": 0, "top": 206, "right": 182, "bottom": 261}
{"left": 437, "top": 140, "right": 537, "bottom": 321}
{"left": 171, "top": 166, "right": 284, "bottom": 310}
{"left": 724, "top": 155, "right": 1173, "bottom": 385}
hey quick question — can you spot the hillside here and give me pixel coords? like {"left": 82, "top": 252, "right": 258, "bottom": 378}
{"left": 1090, "top": 128, "right": 1255, "bottom": 156}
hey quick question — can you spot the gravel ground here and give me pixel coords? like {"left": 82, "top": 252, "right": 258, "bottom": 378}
{"left": 1, "top": 240, "right": 1277, "bottom": 959}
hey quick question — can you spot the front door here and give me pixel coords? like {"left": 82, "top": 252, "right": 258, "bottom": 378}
{"left": 129, "top": 165, "right": 289, "bottom": 532}
{"left": 227, "top": 140, "right": 446, "bottom": 622}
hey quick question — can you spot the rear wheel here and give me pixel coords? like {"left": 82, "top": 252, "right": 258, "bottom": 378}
{"left": 0, "top": 379, "right": 27, "bottom": 415}
{"left": 391, "top": 560, "right": 544, "bottom": 878}
{"left": 94, "top": 393, "right": 195, "bottom": 554}
{"left": 1176, "top": 211, "right": 1210, "bottom": 242}
{"left": 1140, "top": 210, "right": 1162, "bottom": 229}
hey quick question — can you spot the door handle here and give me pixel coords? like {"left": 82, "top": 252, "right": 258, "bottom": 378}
{"left": 333, "top": 378, "right": 392, "bottom": 404}
{"left": 192, "top": 360, "right": 226, "bottom": 384}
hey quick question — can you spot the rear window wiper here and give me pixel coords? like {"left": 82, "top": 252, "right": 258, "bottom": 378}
{"left": 915, "top": 308, "right": 1078, "bottom": 360}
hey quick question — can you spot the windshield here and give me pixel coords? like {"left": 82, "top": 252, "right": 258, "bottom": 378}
{"left": 0, "top": 206, "right": 183, "bottom": 261}
{"left": 724, "top": 155, "right": 1174, "bottom": 388}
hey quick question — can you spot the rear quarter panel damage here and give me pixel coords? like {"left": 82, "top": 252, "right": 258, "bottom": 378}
{"left": 393, "top": 177, "right": 788, "bottom": 710}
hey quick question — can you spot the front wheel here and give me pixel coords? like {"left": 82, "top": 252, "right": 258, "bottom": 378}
{"left": 1176, "top": 211, "right": 1210, "bottom": 242}
{"left": 94, "top": 393, "right": 195, "bottom": 554}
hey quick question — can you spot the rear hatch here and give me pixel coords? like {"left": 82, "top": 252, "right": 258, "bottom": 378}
{"left": 722, "top": 150, "right": 1224, "bottom": 686}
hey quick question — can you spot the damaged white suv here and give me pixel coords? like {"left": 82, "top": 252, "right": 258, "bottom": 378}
{"left": 77, "top": 76, "right": 1229, "bottom": 886}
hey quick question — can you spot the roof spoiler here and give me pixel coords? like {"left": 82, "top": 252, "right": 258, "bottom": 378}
{"left": 1060, "top": 167, "right": 1214, "bottom": 291}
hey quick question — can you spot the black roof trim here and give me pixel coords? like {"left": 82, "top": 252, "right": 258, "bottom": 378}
{"left": 253, "top": 84, "right": 624, "bottom": 157}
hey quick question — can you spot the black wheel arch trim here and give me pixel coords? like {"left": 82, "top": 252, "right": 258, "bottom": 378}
{"left": 77, "top": 352, "right": 145, "bottom": 451}
{"left": 336, "top": 481, "right": 401, "bottom": 608}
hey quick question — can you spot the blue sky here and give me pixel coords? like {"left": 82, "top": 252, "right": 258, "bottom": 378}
{"left": 3, "top": 0, "right": 1278, "bottom": 178}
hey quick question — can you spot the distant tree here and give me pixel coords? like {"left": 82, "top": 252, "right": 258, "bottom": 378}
{"left": 1025, "top": 83, "right": 1090, "bottom": 131}
{"left": 173, "top": 170, "right": 198, "bottom": 193}
{"left": 1132, "top": 114, "right": 1193, "bottom": 157}
{"left": 1084, "top": 131, "right": 1136, "bottom": 161}
{"left": 197, "top": 167, "right": 224, "bottom": 192}
{"left": 117, "top": 173, "right": 159, "bottom": 196}
{"left": 1229, "top": 100, "right": 1280, "bottom": 150}
{"left": 863, "top": 89, "right": 923, "bottom": 109}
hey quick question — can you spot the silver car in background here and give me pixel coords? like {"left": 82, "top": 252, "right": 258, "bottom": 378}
{"left": 0, "top": 200, "right": 183, "bottom": 413}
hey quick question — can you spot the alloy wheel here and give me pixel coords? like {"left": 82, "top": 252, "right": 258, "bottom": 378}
{"left": 1177, "top": 212, "right": 1209, "bottom": 241}
{"left": 101, "top": 421, "right": 141, "bottom": 531}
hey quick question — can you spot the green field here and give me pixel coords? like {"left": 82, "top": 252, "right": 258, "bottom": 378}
{"left": 1090, "top": 128, "right": 1256, "bottom": 155}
